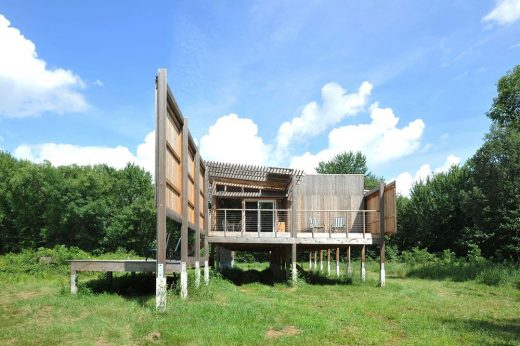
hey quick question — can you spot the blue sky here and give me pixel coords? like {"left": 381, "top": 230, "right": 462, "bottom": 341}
{"left": 1, "top": 1, "right": 519, "bottom": 194}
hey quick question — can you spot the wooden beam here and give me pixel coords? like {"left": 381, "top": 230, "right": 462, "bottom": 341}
{"left": 361, "top": 245, "right": 366, "bottom": 283}
{"left": 335, "top": 247, "right": 340, "bottom": 277}
{"left": 379, "top": 181, "right": 386, "bottom": 287}
{"left": 180, "top": 117, "right": 189, "bottom": 299}
{"left": 155, "top": 69, "right": 167, "bottom": 312}
{"left": 194, "top": 150, "right": 201, "bottom": 288}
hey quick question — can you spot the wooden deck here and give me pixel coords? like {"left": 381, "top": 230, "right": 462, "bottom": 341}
{"left": 69, "top": 259, "right": 203, "bottom": 294}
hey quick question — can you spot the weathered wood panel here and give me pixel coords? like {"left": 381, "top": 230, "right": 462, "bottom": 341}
{"left": 365, "top": 181, "right": 397, "bottom": 235}
{"left": 293, "top": 175, "right": 365, "bottom": 232}
{"left": 384, "top": 181, "right": 397, "bottom": 234}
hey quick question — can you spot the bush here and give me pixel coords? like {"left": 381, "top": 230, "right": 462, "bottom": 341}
{"left": 400, "top": 247, "right": 436, "bottom": 267}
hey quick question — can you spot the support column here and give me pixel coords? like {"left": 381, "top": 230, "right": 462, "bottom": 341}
{"left": 204, "top": 237, "right": 209, "bottom": 285}
{"left": 360, "top": 245, "right": 366, "bottom": 283}
{"left": 230, "top": 251, "right": 235, "bottom": 269}
{"left": 180, "top": 262, "right": 188, "bottom": 299}
{"left": 180, "top": 117, "right": 189, "bottom": 299}
{"left": 320, "top": 250, "right": 323, "bottom": 272}
{"left": 195, "top": 261, "right": 200, "bottom": 288}
{"left": 70, "top": 270, "right": 77, "bottom": 294}
{"left": 327, "top": 249, "right": 331, "bottom": 276}
{"left": 309, "top": 252, "right": 312, "bottom": 270}
{"left": 155, "top": 69, "right": 168, "bottom": 311}
{"left": 291, "top": 243, "right": 297, "bottom": 285}
{"left": 314, "top": 251, "right": 317, "bottom": 269}
{"left": 346, "top": 246, "right": 352, "bottom": 278}
{"left": 335, "top": 248, "right": 340, "bottom": 277}
{"left": 379, "top": 181, "right": 386, "bottom": 288}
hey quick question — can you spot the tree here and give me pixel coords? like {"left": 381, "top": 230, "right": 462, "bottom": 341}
{"left": 462, "top": 125, "right": 520, "bottom": 260}
{"left": 487, "top": 65, "right": 520, "bottom": 128}
{"left": 315, "top": 151, "right": 381, "bottom": 189}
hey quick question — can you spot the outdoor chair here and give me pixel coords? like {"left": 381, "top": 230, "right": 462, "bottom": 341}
{"left": 308, "top": 217, "right": 325, "bottom": 232}
{"left": 331, "top": 217, "right": 347, "bottom": 233}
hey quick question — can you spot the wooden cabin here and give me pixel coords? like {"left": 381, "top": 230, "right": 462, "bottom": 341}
{"left": 70, "top": 69, "right": 397, "bottom": 312}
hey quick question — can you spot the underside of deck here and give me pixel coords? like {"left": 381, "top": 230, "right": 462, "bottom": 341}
{"left": 69, "top": 259, "right": 201, "bottom": 274}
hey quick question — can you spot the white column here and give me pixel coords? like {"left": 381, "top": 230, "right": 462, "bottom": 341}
{"left": 180, "top": 262, "right": 188, "bottom": 299}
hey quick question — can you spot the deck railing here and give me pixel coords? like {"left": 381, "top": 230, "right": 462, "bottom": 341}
{"left": 210, "top": 208, "right": 379, "bottom": 237}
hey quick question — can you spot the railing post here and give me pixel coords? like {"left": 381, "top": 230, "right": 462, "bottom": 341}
{"left": 363, "top": 210, "right": 366, "bottom": 238}
{"left": 224, "top": 209, "right": 227, "bottom": 237}
{"left": 257, "top": 208, "right": 260, "bottom": 237}
{"left": 328, "top": 211, "right": 331, "bottom": 238}
{"left": 346, "top": 210, "right": 349, "bottom": 237}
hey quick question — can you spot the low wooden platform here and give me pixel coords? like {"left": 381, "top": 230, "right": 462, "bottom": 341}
{"left": 69, "top": 259, "right": 203, "bottom": 294}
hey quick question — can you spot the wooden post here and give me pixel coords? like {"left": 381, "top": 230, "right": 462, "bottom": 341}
{"left": 379, "top": 181, "right": 386, "bottom": 287}
{"left": 194, "top": 151, "right": 201, "bottom": 288}
{"left": 180, "top": 117, "right": 189, "bottom": 299}
{"left": 335, "top": 248, "right": 340, "bottom": 277}
{"left": 291, "top": 243, "right": 297, "bottom": 285}
{"left": 309, "top": 251, "right": 312, "bottom": 270}
{"left": 70, "top": 270, "right": 77, "bottom": 294}
{"left": 320, "top": 250, "right": 323, "bottom": 272}
{"left": 204, "top": 170, "right": 210, "bottom": 285}
{"left": 314, "top": 250, "right": 318, "bottom": 269}
{"left": 155, "top": 69, "right": 168, "bottom": 311}
{"left": 360, "top": 245, "right": 366, "bottom": 283}
{"left": 327, "top": 249, "right": 331, "bottom": 276}
{"left": 347, "top": 246, "right": 352, "bottom": 278}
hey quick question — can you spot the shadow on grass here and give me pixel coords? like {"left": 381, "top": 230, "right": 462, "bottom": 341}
{"left": 442, "top": 318, "right": 520, "bottom": 346}
{"left": 220, "top": 264, "right": 352, "bottom": 286}
{"left": 83, "top": 272, "right": 176, "bottom": 304}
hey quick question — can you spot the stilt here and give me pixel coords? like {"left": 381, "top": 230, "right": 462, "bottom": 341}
{"left": 309, "top": 252, "right": 312, "bottom": 270}
{"left": 291, "top": 243, "right": 297, "bottom": 285}
{"left": 204, "top": 237, "right": 210, "bottom": 285}
{"left": 327, "top": 249, "right": 331, "bottom": 276}
{"left": 314, "top": 250, "right": 317, "bottom": 269}
{"left": 195, "top": 260, "right": 200, "bottom": 288}
{"left": 180, "top": 261, "right": 188, "bottom": 299}
{"left": 347, "top": 246, "right": 352, "bottom": 278}
{"left": 360, "top": 245, "right": 366, "bottom": 283}
{"left": 156, "top": 263, "right": 167, "bottom": 311}
{"left": 70, "top": 270, "right": 77, "bottom": 294}
{"left": 335, "top": 248, "right": 340, "bottom": 277}
{"left": 320, "top": 250, "right": 323, "bottom": 272}
{"left": 230, "top": 251, "right": 235, "bottom": 269}
{"left": 380, "top": 242, "right": 386, "bottom": 287}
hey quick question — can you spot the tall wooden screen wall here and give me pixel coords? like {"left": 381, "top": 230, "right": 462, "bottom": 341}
{"left": 365, "top": 181, "right": 397, "bottom": 235}
{"left": 155, "top": 69, "right": 207, "bottom": 309}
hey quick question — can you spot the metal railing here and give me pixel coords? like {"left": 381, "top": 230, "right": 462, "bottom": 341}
{"left": 294, "top": 210, "right": 378, "bottom": 237}
{"left": 210, "top": 208, "right": 379, "bottom": 237}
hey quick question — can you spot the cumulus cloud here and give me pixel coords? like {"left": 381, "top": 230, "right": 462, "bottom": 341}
{"left": 483, "top": 0, "right": 520, "bottom": 25}
{"left": 276, "top": 81, "right": 372, "bottom": 156}
{"left": 199, "top": 114, "right": 272, "bottom": 165}
{"left": 393, "top": 155, "right": 461, "bottom": 196}
{"left": 14, "top": 131, "right": 156, "bottom": 175}
{"left": 289, "top": 105, "right": 425, "bottom": 173}
{"left": 0, "top": 14, "right": 88, "bottom": 117}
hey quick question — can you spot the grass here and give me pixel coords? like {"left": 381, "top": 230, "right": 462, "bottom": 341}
{"left": 0, "top": 255, "right": 519, "bottom": 345}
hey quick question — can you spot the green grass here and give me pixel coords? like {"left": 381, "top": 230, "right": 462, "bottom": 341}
{"left": 0, "top": 258, "right": 519, "bottom": 345}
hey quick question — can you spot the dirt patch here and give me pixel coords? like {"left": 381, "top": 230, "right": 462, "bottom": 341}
{"left": 144, "top": 331, "right": 161, "bottom": 343}
{"left": 266, "top": 325, "right": 300, "bottom": 338}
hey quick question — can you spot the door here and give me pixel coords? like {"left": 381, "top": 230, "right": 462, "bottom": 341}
{"left": 259, "top": 201, "right": 275, "bottom": 232}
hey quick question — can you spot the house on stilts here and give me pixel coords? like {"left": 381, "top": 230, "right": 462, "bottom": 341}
{"left": 69, "top": 69, "right": 397, "bottom": 311}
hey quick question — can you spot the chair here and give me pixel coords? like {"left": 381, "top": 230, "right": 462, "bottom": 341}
{"left": 331, "top": 217, "right": 346, "bottom": 233}
{"left": 308, "top": 217, "right": 324, "bottom": 232}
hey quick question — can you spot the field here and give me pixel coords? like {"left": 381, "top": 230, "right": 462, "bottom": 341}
{"left": 0, "top": 254, "right": 519, "bottom": 346}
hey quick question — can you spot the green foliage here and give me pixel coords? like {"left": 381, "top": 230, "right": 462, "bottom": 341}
{"left": 0, "top": 151, "right": 156, "bottom": 255}
{"left": 315, "top": 151, "right": 381, "bottom": 189}
{"left": 486, "top": 65, "right": 520, "bottom": 128}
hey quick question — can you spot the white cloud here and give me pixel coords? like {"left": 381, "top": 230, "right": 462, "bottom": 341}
{"left": 0, "top": 14, "right": 88, "bottom": 117}
{"left": 393, "top": 155, "right": 461, "bottom": 196}
{"left": 13, "top": 131, "right": 156, "bottom": 175}
{"left": 276, "top": 81, "right": 372, "bottom": 156}
{"left": 483, "top": 0, "right": 520, "bottom": 25}
{"left": 289, "top": 105, "right": 425, "bottom": 173}
{"left": 199, "top": 114, "right": 272, "bottom": 165}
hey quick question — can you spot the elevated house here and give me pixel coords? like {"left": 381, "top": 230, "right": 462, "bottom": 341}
{"left": 70, "top": 69, "right": 397, "bottom": 311}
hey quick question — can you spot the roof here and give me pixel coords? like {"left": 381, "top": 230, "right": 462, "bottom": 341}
{"left": 205, "top": 161, "right": 304, "bottom": 195}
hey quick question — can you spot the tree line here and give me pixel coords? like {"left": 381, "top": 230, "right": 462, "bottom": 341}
{"left": 0, "top": 66, "right": 518, "bottom": 261}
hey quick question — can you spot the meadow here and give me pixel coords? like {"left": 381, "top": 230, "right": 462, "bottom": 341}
{"left": 0, "top": 248, "right": 519, "bottom": 345}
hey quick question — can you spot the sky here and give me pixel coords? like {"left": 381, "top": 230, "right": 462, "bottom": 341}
{"left": 1, "top": 0, "right": 519, "bottom": 195}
